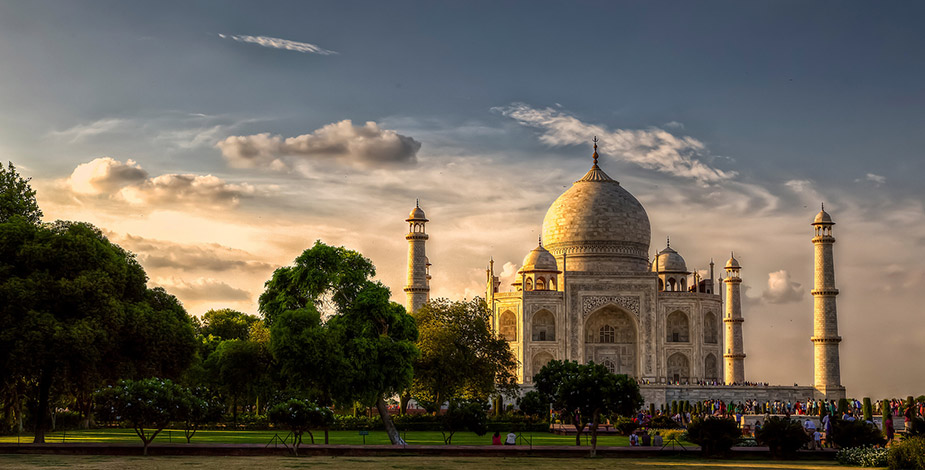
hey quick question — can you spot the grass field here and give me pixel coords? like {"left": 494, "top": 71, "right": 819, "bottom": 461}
{"left": 0, "top": 456, "right": 867, "bottom": 470}
{"left": 0, "top": 428, "right": 681, "bottom": 447}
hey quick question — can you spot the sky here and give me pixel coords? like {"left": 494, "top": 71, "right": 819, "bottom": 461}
{"left": 1, "top": 0, "right": 923, "bottom": 399}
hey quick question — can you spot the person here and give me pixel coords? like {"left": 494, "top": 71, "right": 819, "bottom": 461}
{"left": 640, "top": 429, "right": 651, "bottom": 446}
{"left": 754, "top": 420, "right": 762, "bottom": 435}
{"left": 505, "top": 431, "right": 516, "bottom": 445}
{"left": 629, "top": 430, "right": 639, "bottom": 446}
{"left": 652, "top": 431, "right": 663, "bottom": 447}
{"left": 492, "top": 431, "right": 501, "bottom": 445}
{"left": 813, "top": 430, "right": 822, "bottom": 450}
{"left": 885, "top": 414, "right": 895, "bottom": 443}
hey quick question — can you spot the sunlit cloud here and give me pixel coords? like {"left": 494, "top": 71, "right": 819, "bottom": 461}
{"left": 218, "top": 34, "right": 337, "bottom": 55}
{"left": 49, "top": 118, "right": 127, "bottom": 143}
{"left": 494, "top": 103, "right": 737, "bottom": 184}
{"left": 216, "top": 120, "right": 421, "bottom": 170}
{"left": 762, "top": 269, "right": 805, "bottom": 304}
{"left": 153, "top": 277, "right": 251, "bottom": 302}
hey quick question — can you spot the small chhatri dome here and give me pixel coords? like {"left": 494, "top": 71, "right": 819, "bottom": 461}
{"left": 521, "top": 239, "right": 559, "bottom": 273}
{"left": 813, "top": 203, "right": 834, "bottom": 225}
{"left": 725, "top": 252, "right": 741, "bottom": 270}
{"left": 654, "top": 237, "right": 688, "bottom": 273}
{"left": 407, "top": 199, "right": 427, "bottom": 221}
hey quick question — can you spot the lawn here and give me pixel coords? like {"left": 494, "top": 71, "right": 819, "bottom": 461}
{"left": 0, "top": 428, "right": 684, "bottom": 447}
{"left": 0, "top": 456, "right": 867, "bottom": 470}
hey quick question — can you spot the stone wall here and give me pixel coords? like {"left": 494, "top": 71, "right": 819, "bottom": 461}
{"left": 640, "top": 384, "right": 818, "bottom": 406}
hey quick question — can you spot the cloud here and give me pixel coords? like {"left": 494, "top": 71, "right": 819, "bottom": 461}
{"left": 111, "top": 233, "right": 275, "bottom": 273}
{"left": 855, "top": 173, "right": 886, "bottom": 186}
{"left": 762, "top": 270, "right": 805, "bottom": 304}
{"left": 66, "top": 157, "right": 256, "bottom": 207}
{"left": 494, "top": 103, "right": 736, "bottom": 183}
{"left": 218, "top": 34, "right": 337, "bottom": 55}
{"left": 154, "top": 277, "right": 251, "bottom": 302}
{"left": 49, "top": 118, "right": 127, "bottom": 142}
{"left": 216, "top": 120, "right": 422, "bottom": 170}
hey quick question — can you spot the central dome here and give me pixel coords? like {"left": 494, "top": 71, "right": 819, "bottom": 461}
{"left": 541, "top": 152, "right": 651, "bottom": 272}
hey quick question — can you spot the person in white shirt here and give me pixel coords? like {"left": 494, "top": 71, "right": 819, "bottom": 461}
{"left": 505, "top": 432, "right": 517, "bottom": 445}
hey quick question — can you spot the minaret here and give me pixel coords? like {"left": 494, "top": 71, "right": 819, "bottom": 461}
{"left": 723, "top": 253, "right": 745, "bottom": 384}
{"left": 403, "top": 200, "right": 429, "bottom": 313}
{"left": 811, "top": 204, "right": 846, "bottom": 400}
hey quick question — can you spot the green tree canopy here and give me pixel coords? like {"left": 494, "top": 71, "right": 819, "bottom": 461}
{"left": 410, "top": 298, "right": 518, "bottom": 411}
{"left": 533, "top": 359, "right": 642, "bottom": 456}
{"left": 268, "top": 398, "right": 334, "bottom": 455}
{"left": 0, "top": 218, "right": 196, "bottom": 443}
{"left": 95, "top": 378, "right": 188, "bottom": 455}
{"left": 0, "top": 162, "right": 42, "bottom": 225}
{"left": 265, "top": 241, "right": 418, "bottom": 445}
{"left": 198, "top": 308, "right": 259, "bottom": 341}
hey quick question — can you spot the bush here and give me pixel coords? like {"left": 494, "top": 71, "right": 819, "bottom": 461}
{"left": 654, "top": 429, "right": 686, "bottom": 442}
{"left": 862, "top": 398, "right": 873, "bottom": 422}
{"left": 837, "top": 445, "right": 889, "bottom": 467}
{"left": 613, "top": 416, "right": 637, "bottom": 435}
{"left": 830, "top": 418, "right": 886, "bottom": 449}
{"left": 888, "top": 436, "right": 925, "bottom": 470}
{"left": 686, "top": 416, "right": 740, "bottom": 456}
{"left": 907, "top": 416, "right": 925, "bottom": 437}
{"left": 517, "top": 391, "right": 548, "bottom": 419}
{"left": 755, "top": 416, "right": 811, "bottom": 458}
{"left": 649, "top": 414, "right": 683, "bottom": 429}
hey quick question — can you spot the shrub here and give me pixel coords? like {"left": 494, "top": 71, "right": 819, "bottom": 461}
{"left": 613, "top": 416, "right": 637, "bottom": 435}
{"left": 441, "top": 400, "right": 488, "bottom": 444}
{"left": 838, "top": 398, "right": 850, "bottom": 415}
{"left": 649, "top": 414, "right": 683, "bottom": 429}
{"left": 862, "top": 398, "right": 873, "bottom": 422}
{"left": 830, "top": 418, "right": 886, "bottom": 449}
{"left": 887, "top": 436, "right": 925, "bottom": 470}
{"left": 837, "top": 445, "right": 889, "bottom": 467}
{"left": 907, "top": 416, "right": 925, "bottom": 438}
{"left": 686, "top": 416, "right": 740, "bottom": 456}
{"left": 755, "top": 416, "right": 811, "bottom": 458}
{"left": 517, "top": 391, "right": 548, "bottom": 419}
{"left": 655, "top": 428, "right": 686, "bottom": 442}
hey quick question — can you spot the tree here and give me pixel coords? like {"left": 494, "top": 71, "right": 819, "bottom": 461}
{"left": 517, "top": 391, "right": 549, "bottom": 420}
{"left": 829, "top": 417, "right": 886, "bottom": 449}
{"left": 203, "top": 338, "right": 271, "bottom": 427}
{"left": 755, "top": 416, "right": 811, "bottom": 458}
{"left": 268, "top": 399, "right": 334, "bottom": 455}
{"left": 198, "top": 308, "right": 259, "bottom": 341}
{"left": 0, "top": 162, "right": 42, "bottom": 224}
{"left": 686, "top": 416, "right": 741, "bottom": 456}
{"left": 533, "top": 360, "right": 642, "bottom": 456}
{"left": 441, "top": 399, "right": 488, "bottom": 444}
{"left": 178, "top": 387, "right": 223, "bottom": 443}
{"left": 0, "top": 219, "right": 196, "bottom": 443}
{"left": 410, "top": 298, "right": 519, "bottom": 411}
{"left": 95, "top": 378, "right": 187, "bottom": 456}
{"left": 264, "top": 241, "right": 418, "bottom": 445}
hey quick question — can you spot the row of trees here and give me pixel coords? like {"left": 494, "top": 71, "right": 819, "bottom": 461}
{"left": 0, "top": 162, "right": 530, "bottom": 446}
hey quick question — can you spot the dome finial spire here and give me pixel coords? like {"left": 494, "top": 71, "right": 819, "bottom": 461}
{"left": 821, "top": 202, "right": 824, "bottom": 211}
{"left": 416, "top": 198, "right": 420, "bottom": 208}
{"left": 538, "top": 234, "right": 543, "bottom": 247}
{"left": 667, "top": 235, "right": 670, "bottom": 248}
{"left": 592, "top": 136, "right": 599, "bottom": 166}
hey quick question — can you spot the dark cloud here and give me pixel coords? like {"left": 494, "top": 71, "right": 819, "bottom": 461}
{"left": 114, "top": 234, "right": 275, "bottom": 273}
{"left": 156, "top": 278, "right": 251, "bottom": 302}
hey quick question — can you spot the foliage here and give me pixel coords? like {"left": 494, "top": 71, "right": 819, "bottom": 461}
{"left": 203, "top": 338, "right": 272, "bottom": 426}
{"left": 411, "top": 298, "right": 519, "bottom": 411}
{"left": 613, "top": 416, "right": 637, "bottom": 435}
{"left": 648, "top": 414, "right": 683, "bottom": 429}
{"left": 517, "top": 391, "right": 548, "bottom": 419}
{"left": 685, "top": 416, "right": 740, "bottom": 456}
{"left": 198, "top": 309, "right": 259, "bottom": 341}
{"left": 654, "top": 428, "right": 687, "bottom": 443}
{"left": 265, "top": 241, "right": 418, "bottom": 445}
{"left": 837, "top": 445, "right": 889, "bottom": 467}
{"left": 441, "top": 399, "right": 488, "bottom": 444}
{"left": 838, "top": 398, "right": 849, "bottom": 415}
{"left": 888, "top": 436, "right": 925, "bottom": 470}
{"left": 906, "top": 416, "right": 925, "bottom": 437}
{"left": 862, "top": 397, "right": 873, "bottom": 422}
{"left": 267, "top": 399, "right": 334, "bottom": 455}
{"left": 0, "top": 219, "right": 196, "bottom": 443}
{"left": 0, "top": 161, "right": 42, "bottom": 225}
{"left": 533, "top": 359, "right": 642, "bottom": 456}
{"left": 177, "top": 387, "right": 224, "bottom": 443}
{"left": 95, "top": 378, "right": 187, "bottom": 455}
{"left": 829, "top": 417, "right": 886, "bottom": 449}
{"left": 754, "top": 416, "right": 810, "bottom": 458}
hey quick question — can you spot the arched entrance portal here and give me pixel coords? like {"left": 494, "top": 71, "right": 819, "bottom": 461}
{"left": 583, "top": 305, "right": 637, "bottom": 376}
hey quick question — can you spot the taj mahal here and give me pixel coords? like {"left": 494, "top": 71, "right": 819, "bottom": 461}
{"left": 401, "top": 140, "right": 847, "bottom": 405}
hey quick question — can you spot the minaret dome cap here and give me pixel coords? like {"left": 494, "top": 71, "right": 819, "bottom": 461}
{"left": 725, "top": 252, "right": 741, "bottom": 270}
{"left": 812, "top": 205, "right": 834, "bottom": 225}
{"left": 407, "top": 200, "right": 428, "bottom": 222}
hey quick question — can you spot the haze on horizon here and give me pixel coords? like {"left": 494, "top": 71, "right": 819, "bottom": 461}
{"left": 1, "top": 0, "right": 923, "bottom": 399}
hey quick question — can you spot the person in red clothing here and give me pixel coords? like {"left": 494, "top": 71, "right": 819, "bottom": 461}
{"left": 492, "top": 431, "right": 501, "bottom": 445}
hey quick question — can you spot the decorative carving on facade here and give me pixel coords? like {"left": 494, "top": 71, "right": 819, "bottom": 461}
{"left": 582, "top": 295, "right": 640, "bottom": 316}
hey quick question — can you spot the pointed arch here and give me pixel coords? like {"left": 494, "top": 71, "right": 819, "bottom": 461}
{"left": 531, "top": 309, "right": 555, "bottom": 341}
{"left": 703, "top": 312, "right": 718, "bottom": 344}
{"left": 499, "top": 310, "right": 517, "bottom": 341}
{"left": 535, "top": 277, "right": 546, "bottom": 291}
{"left": 532, "top": 351, "right": 554, "bottom": 376}
{"left": 704, "top": 353, "right": 718, "bottom": 381}
{"left": 584, "top": 305, "right": 637, "bottom": 376}
{"left": 667, "top": 352, "right": 690, "bottom": 383}
{"left": 666, "top": 310, "right": 690, "bottom": 342}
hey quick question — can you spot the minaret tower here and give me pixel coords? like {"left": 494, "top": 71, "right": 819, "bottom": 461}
{"left": 811, "top": 205, "right": 846, "bottom": 400}
{"left": 404, "top": 200, "right": 430, "bottom": 313}
{"left": 723, "top": 253, "right": 746, "bottom": 384}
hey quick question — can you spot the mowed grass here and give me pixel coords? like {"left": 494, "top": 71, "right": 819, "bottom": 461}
{"left": 0, "top": 428, "right": 684, "bottom": 447}
{"left": 0, "top": 455, "right": 864, "bottom": 470}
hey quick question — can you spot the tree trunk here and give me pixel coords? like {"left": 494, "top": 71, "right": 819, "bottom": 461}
{"left": 232, "top": 395, "right": 238, "bottom": 428}
{"left": 376, "top": 396, "right": 404, "bottom": 445}
{"left": 33, "top": 369, "right": 52, "bottom": 444}
{"left": 589, "top": 410, "right": 600, "bottom": 457}
{"left": 573, "top": 420, "right": 585, "bottom": 446}
{"left": 324, "top": 428, "right": 329, "bottom": 444}
{"left": 399, "top": 394, "right": 411, "bottom": 415}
